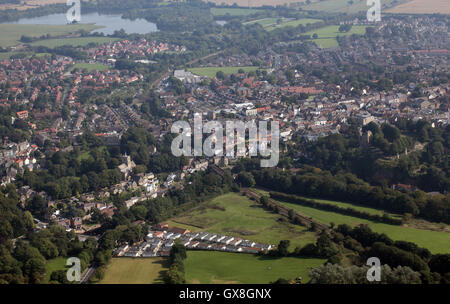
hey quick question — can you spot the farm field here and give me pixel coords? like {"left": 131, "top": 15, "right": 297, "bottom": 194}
{"left": 245, "top": 17, "right": 322, "bottom": 31}
{"left": 387, "top": 0, "right": 450, "bottom": 14}
{"left": 99, "top": 258, "right": 167, "bottom": 284}
{"left": 30, "top": 36, "right": 119, "bottom": 48}
{"left": 303, "top": 0, "right": 400, "bottom": 13}
{"left": 211, "top": 7, "right": 264, "bottom": 16}
{"left": 188, "top": 66, "right": 261, "bottom": 78}
{"left": 71, "top": 62, "right": 110, "bottom": 72}
{"left": 45, "top": 257, "right": 67, "bottom": 282}
{"left": 0, "top": 24, "right": 101, "bottom": 48}
{"left": 204, "top": 0, "right": 307, "bottom": 7}
{"left": 305, "top": 25, "right": 368, "bottom": 48}
{"left": 168, "top": 192, "right": 318, "bottom": 250}
{"left": 185, "top": 251, "right": 325, "bottom": 284}
{"left": 274, "top": 198, "right": 450, "bottom": 254}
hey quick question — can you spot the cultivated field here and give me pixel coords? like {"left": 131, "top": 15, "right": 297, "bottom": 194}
{"left": 185, "top": 251, "right": 325, "bottom": 284}
{"left": 188, "top": 66, "right": 261, "bottom": 78}
{"left": 30, "top": 36, "right": 119, "bottom": 48}
{"left": 204, "top": 0, "right": 307, "bottom": 7}
{"left": 0, "top": 24, "right": 100, "bottom": 48}
{"left": 168, "top": 192, "right": 318, "bottom": 250}
{"left": 387, "top": 0, "right": 450, "bottom": 14}
{"left": 99, "top": 258, "right": 167, "bottom": 284}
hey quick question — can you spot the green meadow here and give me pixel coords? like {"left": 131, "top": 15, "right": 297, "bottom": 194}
{"left": 244, "top": 17, "right": 322, "bottom": 31}
{"left": 71, "top": 62, "right": 110, "bottom": 72}
{"left": 168, "top": 192, "right": 318, "bottom": 250}
{"left": 188, "top": 66, "right": 260, "bottom": 78}
{"left": 100, "top": 258, "right": 167, "bottom": 284}
{"left": 305, "top": 25, "right": 369, "bottom": 48}
{"left": 185, "top": 251, "right": 325, "bottom": 284}
{"left": 303, "top": 0, "right": 399, "bottom": 14}
{"left": 45, "top": 257, "right": 68, "bottom": 283}
{"left": 211, "top": 7, "right": 264, "bottom": 16}
{"left": 275, "top": 198, "right": 450, "bottom": 254}
{"left": 0, "top": 24, "right": 101, "bottom": 48}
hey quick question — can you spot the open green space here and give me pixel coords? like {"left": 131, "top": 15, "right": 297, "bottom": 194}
{"left": 305, "top": 25, "right": 368, "bottom": 48}
{"left": 45, "top": 257, "right": 68, "bottom": 283}
{"left": 188, "top": 66, "right": 260, "bottom": 78}
{"left": 211, "top": 7, "right": 264, "bottom": 16}
{"left": 31, "top": 36, "right": 120, "bottom": 48}
{"left": 71, "top": 62, "right": 110, "bottom": 72}
{"left": 168, "top": 192, "right": 318, "bottom": 250}
{"left": 185, "top": 250, "right": 325, "bottom": 284}
{"left": 273, "top": 198, "right": 450, "bottom": 254}
{"left": 266, "top": 18, "right": 322, "bottom": 31}
{"left": 0, "top": 24, "right": 101, "bottom": 48}
{"left": 303, "top": 0, "right": 400, "bottom": 14}
{"left": 99, "top": 258, "right": 167, "bottom": 284}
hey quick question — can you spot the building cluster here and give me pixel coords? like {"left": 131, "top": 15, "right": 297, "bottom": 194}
{"left": 114, "top": 223, "right": 274, "bottom": 257}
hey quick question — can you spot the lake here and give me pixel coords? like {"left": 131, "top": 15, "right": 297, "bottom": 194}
{"left": 2, "top": 12, "right": 158, "bottom": 35}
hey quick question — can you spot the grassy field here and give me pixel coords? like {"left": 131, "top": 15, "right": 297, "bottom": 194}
{"left": 0, "top": 24, "right": 101, "bottom": 48}
{"left": 30, "top": 36, "right": 119, "bottom": 48}
{"left": 45, "top": 257, "right": 68, "bottom": 282}
{"left": 211, "top": 7, "right": 264, "bottom": 16}
{"left": 71, "top": 62, "right": 110, "bottom": 72}
{"left": 188, "top": 66, "right": 261, "bottom": 78}
{"left": 303, "top": 0, "right": 400, "bottom": 13}
{"left": 266, "top": 18, "right": 322, "bottom": 31}
{"left": 245, "top": 17, "right": 322, "bottom": 31}
{"left": 168, "top": 192, "right": 318, "bottom": 250}
{"left": 185, "top": 251, "right": 325, "bottom": 284}
{"left": 273, "top": 198, "right": 450, "bottom": 254}
{"left": 305, "top": 25, "right": 368, "bottom": 48}
{"left": 205, "top": 0, "right": 308, "bottom": 7}
{"left": 252, "top": 188, "right": 389, "bottom": 217}
{"left": 387, "top": 0, "right": 450, "bottom": 14}
{"left": 99, "top": 258, "right": 168, "bottom": 284}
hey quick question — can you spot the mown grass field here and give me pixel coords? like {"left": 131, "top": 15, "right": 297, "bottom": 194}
{"left": 211, "top": 7, "right": 264, "bottom": 16}
{"left": 71, "top": 62, "right": 110, "bottom": 72}
{"left": 188, "top": 66, "right": 261, "bottom": 78}
{"left": 168, "top": 192, "right": 318, "bottom": 250}
{"left": 185, "top": 251, "right": 325, "bottom": 284}
{"left": 272, "top": 198, "right": 450, "bottom": 254}
{"left": 30, "top": 36, "right": 119, "bottom": 48}
{"left": 304, "top": 25, "right": 368, "bottom": 48}
{"left": 45, "top": 257, "right": 68, "bottom": 282}
{"left": 0, "top": 24, "right": 100, "bottom": 48}
{"left": 99, "top": 258, "right": 167, "bottom": 284}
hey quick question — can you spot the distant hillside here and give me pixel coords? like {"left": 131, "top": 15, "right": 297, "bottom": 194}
{"left": 387, "top": 0, "right": 450, "bottom": 15}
